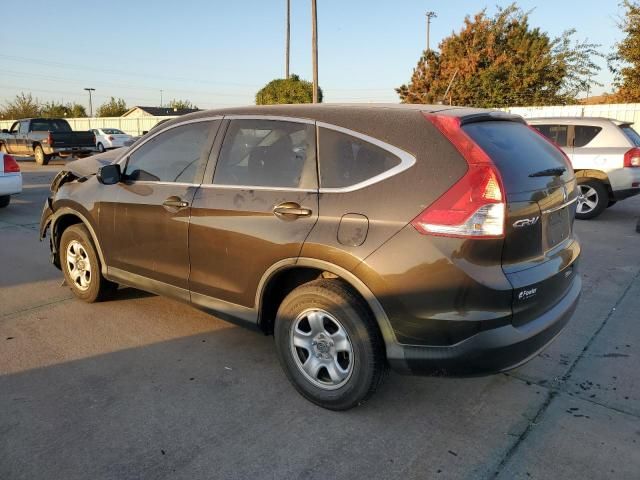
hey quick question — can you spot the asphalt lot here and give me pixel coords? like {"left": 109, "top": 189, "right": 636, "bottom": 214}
{"left": 1, "top": 157, "right": 639, "bottom": 480}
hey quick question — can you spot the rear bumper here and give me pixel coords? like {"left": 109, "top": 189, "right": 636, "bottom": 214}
{"left": 44, "top": 146, "right": 95, "bottom": 156}
{"left": 388, "top": 275, "right": 581, "bottom": 376}
{"left": 0, "top": 173, "right": 22, "bottom": 196}
{"left": 611, "top": 187, "right": 640, "bottom": 201}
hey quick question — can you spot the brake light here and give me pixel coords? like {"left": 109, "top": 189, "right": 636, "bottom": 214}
{"left": 47, "top": 132, "right": 53, "bottom": 145}
{"left": 624, "top": 147, "right": 640, "bottom": 167}
{"left": 411, "top": 114, "right": 505, "bottom": 238}
{"left": 3, "top": 154, "right": 20, "bottom": 173}
{"left": 108, "top": 136, "right": 114, "bottom": 141}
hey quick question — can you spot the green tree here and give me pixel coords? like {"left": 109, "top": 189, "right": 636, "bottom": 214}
{"left": 610, "top": 1, "right": 640, "bottom": 102}
{"left": 96, "top": 97, "right": 128, "bottom": 117}
{"left": 1, "top": 92, "right": 40, "bottom": 119}
{"left": 396, "top": 4, "right": 601, "bottom": 107}
{"left": 255, "top": 74, "right": 322, "bottom": 105}
{"left": 167, "top": 99, "right": 198, "bottom": 110}
{"left": 40, "top": 101, "right": 87, "bottom": 118}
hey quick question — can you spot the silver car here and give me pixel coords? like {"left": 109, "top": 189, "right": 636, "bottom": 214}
{"left": 528, "top": 117, "right": 640, "bottom": 219}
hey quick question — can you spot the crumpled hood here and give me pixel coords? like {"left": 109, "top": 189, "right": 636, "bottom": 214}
{"left": 65, "top": 149, "right": 123, "bottom": 177}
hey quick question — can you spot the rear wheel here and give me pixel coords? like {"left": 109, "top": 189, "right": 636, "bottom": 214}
{"left": 274, "top": 279, "right": 386, "bottom": 410}
{"left": 576, "top": 179, "right": 608, "bottom": 220}
{"left": 97, "top": 143, "right": 105, "bottom": 153}
{"left": 0, "top": 195, "right": 10, "bottom": 208}
{"left": 60, "top": 224, "right": 117, "bottom": 302}
{"left": 34, "top": 145, "right": 50, "bottom": 166}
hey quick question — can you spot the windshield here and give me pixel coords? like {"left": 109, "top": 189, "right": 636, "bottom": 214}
{"left": 621, "top": 125, "right": 640, "bottom": 147}
{"left": 102, "top": 128, "right": 125, "bottom": 135}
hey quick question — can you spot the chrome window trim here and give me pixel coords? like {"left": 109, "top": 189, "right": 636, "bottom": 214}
{"left": 541, "top": 196, "right": 578, "bottom": 214}
{"left": 198, "top": 184, "right": 316, "bottom": 193}
{"left": 223, "top": 114, "right": 315, "bottom": 125}
{"left": 315, "top": 121, "right": 416, "bottom": 193}
{"left": 121, "top": 180, "right": 198, "bottom": 188}
{"left": 116, "top": 115, "right": 224, "bottom": 166}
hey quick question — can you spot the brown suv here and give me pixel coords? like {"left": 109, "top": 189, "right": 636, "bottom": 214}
{"left": 40, "top": 104, "right": 582, "bottom": 410}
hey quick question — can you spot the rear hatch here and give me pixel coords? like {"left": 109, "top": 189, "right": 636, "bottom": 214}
{"left": 462, "top": 119, "right": 580, "bottom": 326}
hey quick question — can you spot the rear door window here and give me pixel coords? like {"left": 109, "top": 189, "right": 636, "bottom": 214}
{"left": 573, "top": 125, "right": 602, "bottom": 147}
{"left": 463, "top": 121, "right": 571, "bottom": 193}
{"left": 318, "top": 127, "right": 402, "bottom": 189}
{"left": 530, "top": 124, "right": 569, "bottom": 147}
{"left": 621, "top": 125, "right": 640, "bottom": 147}
{"left": 213, "top": 119, "right": 317, "bottom": 189}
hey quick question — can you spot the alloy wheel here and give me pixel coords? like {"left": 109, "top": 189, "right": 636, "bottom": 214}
{"left": 577, "top": 184, "right": 598, "bottom": 214}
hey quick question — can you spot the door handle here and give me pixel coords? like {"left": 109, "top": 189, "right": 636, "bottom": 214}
{"left": 273, "top": 202, "right": 312, "bottom": 218}
{"left": 163, "top": 196, "right": 189, "bottom": 209}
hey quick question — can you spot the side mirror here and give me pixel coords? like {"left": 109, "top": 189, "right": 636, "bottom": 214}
{"left": 142, "top": 130, "right": 149, "bottom": 135}
{"left": 97, "top": 164, "right": 121, "bottom": 185}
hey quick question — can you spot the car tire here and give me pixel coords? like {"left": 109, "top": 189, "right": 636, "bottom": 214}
{"left": 576, "top": 179, "right": 608, "bottom": 220}
{"left": 0, "top": 195, "right": 10, "bottom": 208}
{"left": 97, "top": 143, "right": 105, "bottom": 153}
{"left": 274, "top": 279, "right": 386, "bottom": 410}
{"left": 60, "top": 224, "right": 117, "bottom": 302}
{"left": 34, "top": 145, "right": 50, "bottom": 166}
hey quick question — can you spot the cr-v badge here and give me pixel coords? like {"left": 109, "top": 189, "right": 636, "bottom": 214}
{"left": 513, "top": 216, "right": 540, "bottom": 228}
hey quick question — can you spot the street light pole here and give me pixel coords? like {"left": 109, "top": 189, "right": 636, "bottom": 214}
{"left": 425, "top": 11, "right": 437, "bottom": 53}
{"left": 84, "top": 88, "right": 95, "bottom": 117}
{"left": 311, "top": 0, "right": 318, "bottom": 103}
{"left": 285, "top": 0, "right": 290, "bottom": 79}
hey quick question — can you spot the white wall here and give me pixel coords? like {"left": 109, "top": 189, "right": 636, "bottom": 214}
{"left": 0, "top": 116, "right": 177, "bottom": 136}
{"left": 504, "top": 104, "right": 640, "bottom": 125}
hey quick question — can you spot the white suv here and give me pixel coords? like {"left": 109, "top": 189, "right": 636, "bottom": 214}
{"left": 528, "top": 117, "right": 640, "bottom": 219}
{"left": 0, "top": 152, "right": 22, "bottom": 208}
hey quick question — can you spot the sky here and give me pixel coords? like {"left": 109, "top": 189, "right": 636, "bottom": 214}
{"left": 0, "top": 0, "right": 625, "bottom": 112}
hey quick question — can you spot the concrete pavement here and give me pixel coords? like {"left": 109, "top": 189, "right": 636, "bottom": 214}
{"left": 1, "top": 158, "right": 639, "bottom": 479}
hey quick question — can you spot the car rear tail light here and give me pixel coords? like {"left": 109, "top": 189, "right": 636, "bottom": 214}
{"left": 108, "top": 136, "right": 115, "bottom": 141}
{"left": 412, "top": 114, "right": 505, "bottom": 238}
{"left": 624, "top": 147, "right": 640, "bottom": 167}
{"left": 3, "top": 154, "right": 20, "bottom": 173}
{"left": 47, "top": 132, "right": 53, "bottom": 145}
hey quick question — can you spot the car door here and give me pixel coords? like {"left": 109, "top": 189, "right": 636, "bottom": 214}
{"left": 104, "top": 119, "right": 221, "bottom": 297}
{"left": 4, "top": 122, "right": 20, "bottom": 154}
{"left": 188, "top": 117, "right": 319, "bottom": 315}
{"left": 18, "top": 121, "right": 31, "bottom": 155}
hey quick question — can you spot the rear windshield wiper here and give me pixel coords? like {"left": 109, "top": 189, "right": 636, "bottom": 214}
{"left": 529, "top": 167, "right": 566, "bottom": 177}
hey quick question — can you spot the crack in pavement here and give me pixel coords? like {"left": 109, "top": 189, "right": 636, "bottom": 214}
{"left": 488, "top": 266, "right": 640, "bottom": 479}
{"left": 1, "top": 296, "right": 73, "bottom": 320}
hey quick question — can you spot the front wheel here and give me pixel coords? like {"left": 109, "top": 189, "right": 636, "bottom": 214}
{"left": 34, "top": 145, "right": 50, "bottom": 166}
{"left": 274, "top": 279, "right": 386, "bottom": 410}
{"left": 60, "top": 224, "right": 117, "bottom": 302}
{"left": 576, "top": 179, "right": 608, "bottom": 220}
{"left": 97, "top": 143, "right": 105, "bottom": 153}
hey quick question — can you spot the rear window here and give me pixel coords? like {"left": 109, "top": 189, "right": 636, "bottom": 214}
{"left": 531, "top": 124, "right": 568, "bottom": 147}
{"left": 318, "top": 128, "right": 402, "bottom": 188}
{"left": 102, "top": 128, "right": 125, "bottom": 135}
{"left": 574, "top": 125, "right": 602, "bottom": 147}
{"left": 463, "top": 121, "right": 571, "bottom": 193}
{"left": 31, "top": 120, "right": 72, "bottom": 132}
{"left": 621, "top": 125, "right": 640, "bottom": 147}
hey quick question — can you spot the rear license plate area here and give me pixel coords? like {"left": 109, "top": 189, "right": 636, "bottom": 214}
{"left": 544, "top": 207, "right": 571, "bottom": 249}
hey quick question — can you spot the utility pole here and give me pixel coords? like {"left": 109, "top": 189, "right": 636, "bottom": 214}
{"left": 311, "top": 0, "right": 318, "bottom": 103}
{"left": 285, "top": 0, "right": 290, "bottom": 79}
{"left": 84, "top": 88, "right": 95, "bottom": 117}
{"left": 160, "top": 90, "right": 163, "bottom": 107}
{"left": 425, "top": 11, "right": 437, "bottom": 53}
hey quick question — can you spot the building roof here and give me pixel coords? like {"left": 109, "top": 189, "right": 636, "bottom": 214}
{"left": 122, "top": 106, "right": 201, "bottom": 117}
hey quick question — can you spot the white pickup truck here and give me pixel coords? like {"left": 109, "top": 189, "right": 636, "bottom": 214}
{"left": 0, "top": 152, "right": 22, "bottom": 208}
{"left": 529, "top": 117, "right": 640, "bottom": 219}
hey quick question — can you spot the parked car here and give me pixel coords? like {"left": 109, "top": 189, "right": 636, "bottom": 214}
{"left": 40, "top": 105, "right": 581, "bottom": 410}
{"left": 529, "top": 117, "right": 640, "bottom": 219}
{"left": 0, "top": 118, "right": 96, "bottom": 165}
{"left": 0, "top": 152, "right": 22, "bottom": 208}
{"left": 91, "top": 128, "right": 133, "bottom": 152}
